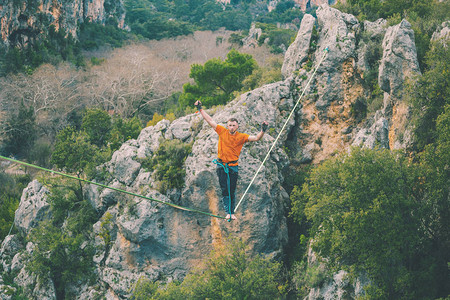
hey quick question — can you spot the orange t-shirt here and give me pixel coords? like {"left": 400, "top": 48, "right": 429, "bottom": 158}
{"left": 215, "top": 125, "right": 249, "bottom": 166}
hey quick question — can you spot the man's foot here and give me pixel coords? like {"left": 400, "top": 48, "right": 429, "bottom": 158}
{"left": 231, "top": 214, "right": 237, "bottom": 220}
{"left": 226, "top": 214, "right": 231, "bottom": 220}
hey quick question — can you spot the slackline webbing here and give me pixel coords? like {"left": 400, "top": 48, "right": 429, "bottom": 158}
{"left": 0, "top": 155, "right": 226, "bottom": 219}
{"left": 235, "top": 47, "right": 329, "bottom": 212}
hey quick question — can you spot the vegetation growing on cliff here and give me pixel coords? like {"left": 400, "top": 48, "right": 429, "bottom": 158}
{"left": 141, "top": 139, "right": 193, "bottom": 193}
{"left": 27, "top": 180, "right": 97, "bottom": 300}
{"left": 0, "top": 173, "right": 31, "bottom": 240}
{"left": 131, "top": 237, "right": 286, "bottom": 299}
{"left": 335, "top": 0, "right": 449, "bottom": 69}
{"left": 291, "top": 146, "right": 449, "bottom": 298}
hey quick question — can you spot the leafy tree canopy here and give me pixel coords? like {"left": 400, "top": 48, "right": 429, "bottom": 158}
{"left": 407, "top": 41, "right": 450, "bottom": 151}
{"left": 109, "top": 116, "right": 143, "bottom": 152}
{"left": 51, "top": 126, "right": 99, "bottom": 176}
{"left": 51, "top": 109, "right": 143, "bottom": 178}
{"left": 141, "top": 138, "right": 192, "bottom": 194}
{"left": 132, "top": 237, "right": 286, "bottom": 299}
{"left": 82, "top": 109, "right": 112, "bottom": 148}
{"left": 292, "top": 147, "right": 448, "bottom": 298}
{"left": 179, "top": 49, "right": 257, "bottom": 108}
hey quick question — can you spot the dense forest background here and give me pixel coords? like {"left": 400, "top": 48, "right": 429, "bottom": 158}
{"left": 0, "top": 0, "right": 449, "bottom": 299}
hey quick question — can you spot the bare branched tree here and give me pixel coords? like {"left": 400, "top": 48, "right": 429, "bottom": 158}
{"left": 0, "top": 63, "right": 86, "bottom": 140}
{"left": 84, "top": 44, "right": 185, "bottom": 118}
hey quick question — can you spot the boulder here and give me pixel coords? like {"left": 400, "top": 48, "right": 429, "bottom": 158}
{"left": 314, "top": 4, "right": 359, "bottom": 108}
{"left": 431, "top": 21, "right": 450, "bottom": 44}
{"left": 76, "top": 78, "right": 294, "bottom": 297}
{"left": 0, "top": 235, "right": 23, "bottom": 273}
{"left": 86, "top": 180, "right": 124, "bottom": 213}
{"left": 356, "top": 18, "right": 386, "bottom": 74}
{"left": 135, "top": 119, "right": 170, "bottom": 158}
{"left": 352, "top": 116, "right": 389, "bottom": 149}
{"left": 282, "top": 14, "right": 316, "bottom": 79}
{"left": 108, "top": 144, "right": 141, "bottom": 186}
{"left": 14, "top": 180, "right": 50, "bottom": 233}
{"left": 378, "top": 19, "right": 421, "bottom": 99}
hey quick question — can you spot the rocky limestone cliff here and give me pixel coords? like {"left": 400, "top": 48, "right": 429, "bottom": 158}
{"left": 0, "top": 4, "right": 429, "bottom": 299}
{"left": 0, "top": 0, "right": 126, "bottom": 48}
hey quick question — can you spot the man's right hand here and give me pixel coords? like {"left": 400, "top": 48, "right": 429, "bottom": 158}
{"left": 195, "top": 100, "right": 217, "bottom": 129}
{"left": 194, "top": 100, "right": 202, "bottom": 111}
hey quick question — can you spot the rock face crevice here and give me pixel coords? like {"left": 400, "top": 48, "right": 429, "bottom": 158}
{"left": 0, "top": 4, "right": 429, "bottom": 299}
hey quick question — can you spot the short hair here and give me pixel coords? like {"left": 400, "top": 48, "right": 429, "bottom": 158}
{"left": 227, "top": 118, "right": 239, "bottom": 124}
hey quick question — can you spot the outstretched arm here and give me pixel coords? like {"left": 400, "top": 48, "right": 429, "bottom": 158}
{"left": 248, "top": 121, "right": 268, "bottom": 142}
{"left": 195, "top": 100, "right": 217, "bottom": 129}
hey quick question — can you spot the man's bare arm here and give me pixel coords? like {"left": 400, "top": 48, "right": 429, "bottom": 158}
{"left": 248, "top": 131, "right": 264, "bottom": 142}
{"left": 248, "top": 121, "right": 268, "bottom": 142}
{"left": 195, "top": 100, "right": 217, "bottom": 129}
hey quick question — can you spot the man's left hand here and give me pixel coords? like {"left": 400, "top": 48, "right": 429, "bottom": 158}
{"left": 261, "top": 121, "right": 268, "bottom": 132}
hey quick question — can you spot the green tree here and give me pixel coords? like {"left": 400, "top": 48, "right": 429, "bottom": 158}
{"left": 132, "top": 237, "right": 285, "bottom": 299}
{"left": 293, "top": 147, "right": 441, "bottom": 298}
{"left": 81, "top": 108, "right": 112, "bottom": 148}
{"left": 142, "top": 139, "right": 192, "bottom": 194}
{"left": 241, "top": 59, "right": 283, "bottom": 92}
{"left": 179, "top": 49, "right": 257, "bottom": 107}
{"left": 1, "top": 102, "right": 37, "bottom": 158}
{"left": 416, "top": 104, "right": 450, "bottom": 297}
{"left": 109, "top": 116, "right": 142, "bottom": 152}
{"left": 27, "top": 179, "right": 97, "bottom": 300}
{"left": 407, "top": 41, "right": 450, "bottom": 151}
{"left": 125, "top": 0, "right": 194, "bottom": 40}
{"left": 51, "top": 127, "right": 99, "bottom": 177}
{"left": 78, "top": 21, "right": 130, "bottom": 50}
{"left": 131, "top": 278, "right": 159, "bottom": 300}
{"left": 27, "top": 216, "right": 95, "bottom": 300}
{"left": 254, "top": 23, "right": 296, "bottom": 53}
{"left": 0, "top": 25, "right": 85, "bottom": 75}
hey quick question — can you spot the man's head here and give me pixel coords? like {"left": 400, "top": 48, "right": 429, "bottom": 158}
{"left": 227, "top": 118, "right": 239, "bottom": 134}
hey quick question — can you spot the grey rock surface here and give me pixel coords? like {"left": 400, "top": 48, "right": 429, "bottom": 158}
{"left": 378, "top": 20, "right": 421, "bottom": 98}
{"left": 243, "top": 23, "right": 263, "bottom": 48}
{"left": 14, "top": 180, "right": 50, "bottom": 233}
{"left": 432, "top": 21, "right": 450, "bottom": 43}
{"left": 282, "top": 14, "right": 316, "bottom": 78}
{"left": 352, "top": 117, "right": 389, "bottom": 149}
{"left": 313, "top": 4, "right": 359, "bottom": 107}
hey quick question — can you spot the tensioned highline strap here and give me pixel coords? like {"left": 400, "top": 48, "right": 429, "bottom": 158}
{"left": 0, "top": 155, "right": 226, "bottom": 219}
{"left": 234, "top": 47, "right": 329, "bottom": 212}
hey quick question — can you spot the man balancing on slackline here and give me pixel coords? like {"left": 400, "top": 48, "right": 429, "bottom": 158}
{"left": 195, "top": 100, "right": 268, "bottom": 221}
